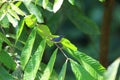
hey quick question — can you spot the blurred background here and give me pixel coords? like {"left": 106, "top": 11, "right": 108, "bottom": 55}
{"left": 42, "top": 0, "right": 120, "bottom": 79}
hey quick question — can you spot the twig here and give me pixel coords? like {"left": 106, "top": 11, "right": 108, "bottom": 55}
{"left": 55, "top": 43, "right": 69, "bottom": 60}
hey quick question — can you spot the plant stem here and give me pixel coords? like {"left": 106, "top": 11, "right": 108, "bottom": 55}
{"left": 100, "top": 0, "right": 115, "bottom": 67}
{"left": 55, "top": 43, "right": 69, "bottom": 59}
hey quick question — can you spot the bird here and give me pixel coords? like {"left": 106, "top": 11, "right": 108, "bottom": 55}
{"left": 52, "top": 35, "right": 64, "bottom": 42}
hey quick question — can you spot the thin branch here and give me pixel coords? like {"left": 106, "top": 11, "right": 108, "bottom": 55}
{"left": 0, "top": 26, "right": 6, "bottom": 35}
{"left": 55, "top": 43, "right": 69, "bottom": 59}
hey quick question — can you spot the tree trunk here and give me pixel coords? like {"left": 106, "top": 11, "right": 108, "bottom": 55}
{"left": 100, "top": 0, "right": 115, "bottom": 68}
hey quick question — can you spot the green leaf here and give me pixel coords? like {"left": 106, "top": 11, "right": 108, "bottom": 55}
{"left": 0, "top": 11, "right": 6, "bottom": 21}
{"left": 10, "top": 3, "right": 25, "bottom": 16}
{"left": 32, "top": 0, "right": 53, "bottom": 12}
{"left": 99, "top": 0, "right": 105, "bottom": 2}
{"left": 23, "top": 39, "right": 46, "bottom": 80}
{"left": 40, "top": 48, "right": 58, "bottom": 80}
{"left": 35, "top": 63, "right": 58, "bottom": 80}
{"left": 15, "top": 1, "right": 22, "bottom": 7}
{"left": 61, "top": 38, "right": 77, "bottom": 51}
{"left": 0, "top": 50, "right": 16, "bottom": 70}
{"left": 0, "top": 2, "right": 8, "bottom": 17}
{"left": 0, "top": 40, "right": 3, "bottom": 51}
{"left": 68, "top": 0, "right": 74, "bottom": 5}
{"left": 68, "top": 0, "right": 81, "bottom": 9}
{"left": 23, "top": 2, "right": 44, "bottom": 23}
{"left": 24, "top": 14, "right": 37, "bottom": 28}
{"left": 37, "top": 24, "right": 53, "bottom": 46}
{"left": 16, "top": 19, "right": 24, "bottom": 43}
{"left": 23, "top": 0, "right": 32, "bottom": 6}
{"left": 20, "top": 28, "right": 36, "bottom": 70}
{"left": 65, "top": 48, "right": 106, "bottom": 80}
{"left": 42, "top": 0, "right": 49, "bottom": 9}
{"left": 8, "top": 8, "right": 20, "bottom": 20}
{"left": 65, "top": 5, "right": 100, "bottom": 35}
{"left": 104, "top": 58, "right": 120, "bottom": 80}
{"left": 53, "top": 0, "right": 64, "bottom": 13}
{"left": 58, "top": 60, "right": 68, "bottom": 80}
{"left": 70, "top": 59, "right": 95, "bottom": 80}
{"left": 0, "top": 32, "right": 11, "bottom": 46}
{"left": 0, "top": 66, "right": 14, "bottom": 80}
{"left": 37, "top": 24, "right": 52, "bottom": 38}
{"left": 6, "top": 13, "right": 18, "bottom": 27}
{"left": 0, "top": 15, "right": 10, "bottom": 28}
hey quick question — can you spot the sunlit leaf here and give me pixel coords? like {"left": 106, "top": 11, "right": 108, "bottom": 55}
{"left": 99, "top": 0, "right": 105, "bottom": 2}
{"left": 24, "top": 14, "right": 37, "bottom": 28}
{"left": 53, "top": 0, "right": 64, "bottom": 13}
{"left": 61, "top": 38, "right": 77, "bottom": 51}
{"left": 37, "top": 24, "right": 52, "bottom": 38}
{"left": 0, "top": 32, "right": 11, "bottom": 45}
{"left": 68, "top": 0, "right": 81, "bottom": 9}
{"left": 23, "top": 0, "right": 32, "bottom": 6}
{"left": 58, "top": 60, "right": 68, "bottom": 80}
{"left": 16, "top": 19, "right": 24, "bottom": 43}
{"left": 23, "top": 2, "right": 44, "bottom": 23}
{"left": 0, "top": 12, "right": 6, "bottom": 21}
{"left": 20, "top": 28, "right": 36, "bottom": 70}
{"left": 42, "top": 0, "right": 49, "bottom": 9}
{"left": 15, "top": 1, "right": 22, "bottom": 7}
{"left": 104, "top": 58, "right": 120, "bottom": 80}
{"left": 0, "top": 3, "right": 8, "bottom": 21}
{"left": 0, "top": 66, "right": 14, "bottom": 80}
{"left": 35, "top": 63, "right": 58, "bottom": 80}
{"left": 23, "top": 39, "right": 46, "bottom": 80}
{"left": 0, "top": 2, "right": 8, "bottom": 13}
{"left": 8, "top": 8, "right": 20, "bottom": 20}
{"left": 65, "top": 48, "right": 106, "bottom": 80}
{"left": 10, "top": 3, "right": 25, "bottom": 16}
{"left": 0, "top": 15, "right": 9, "bottom": 28}
{"left": 0, "top": 50, "right": 16, "bottom": 70}
{"left": 37, "top": 24, "right": 53, "bottom": 46}
{"left": 40, "top": 48, "right": 58, "bottom": 80}
{"left": 70, "top": 59, "right": 95, "bottom": 80}
{"left": 6, "top": 13, "right": 18, "bottom": 27}
{"left": 68, "top": 0, "right": 74, "bottom": 5}
{"left": 32, "top": 0, "right": 53, "bottom": 12}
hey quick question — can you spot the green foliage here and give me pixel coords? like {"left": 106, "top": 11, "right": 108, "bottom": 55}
{"left": 61, "top": 38, "right": 77, "bottom": 51}
{"left": 21, "top": 28, "right": 36, "bottom": 70}
{"left": 0, "top": 0, "right": 119, "bottom": 80}
{"left": 0, "top": 50, "right": 16, "bottom": 70}
{"left": 23, "top": 39, "right": 46, "bottom": 80}
{"left": 16, "top": 19, "right": 24, "bottom": 42}
{"left": 40, "top": 48, "right": 58, "bottom": 80}
{"left": 104, "top": 58, "right": 120, "bottom": 80}
{"left": 70, "top": 59, "right": 95, "bottom": 80}
{"left": 53, "top": 0, "right": 64, "bottom": 13}
{"left": 65, "top": 4, "right": 100, "bottom": 35}
{"left": 99, "top": 0, "right": 106, "bottom": 2}
{"left": 65, "top": 48, "right": 106, "bottom": 80}
{"left": 23, "top": 1, "right": 44, "bottom": 23}
{"left": 58, "top": 60, "right": 68, "bottom": 80}
{"left": 0, "top": 32, "right": 12, "bottom": 46}
{"left": 0, "top": 66, "right": 14, "bottom": 80}
{"left": 0, "top": 16, "right": 9, "bottom": 28}
{"left": 24, "top": 14, "right": 37, "bottom": 28}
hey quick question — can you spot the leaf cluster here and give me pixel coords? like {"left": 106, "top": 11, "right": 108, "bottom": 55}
{"left": 0, "top": 0, "right": 119, "bottom": 80}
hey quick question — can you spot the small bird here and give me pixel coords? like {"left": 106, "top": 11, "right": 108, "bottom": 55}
{"left": 52, "top": 35, "right": 64, "bottom": 42}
